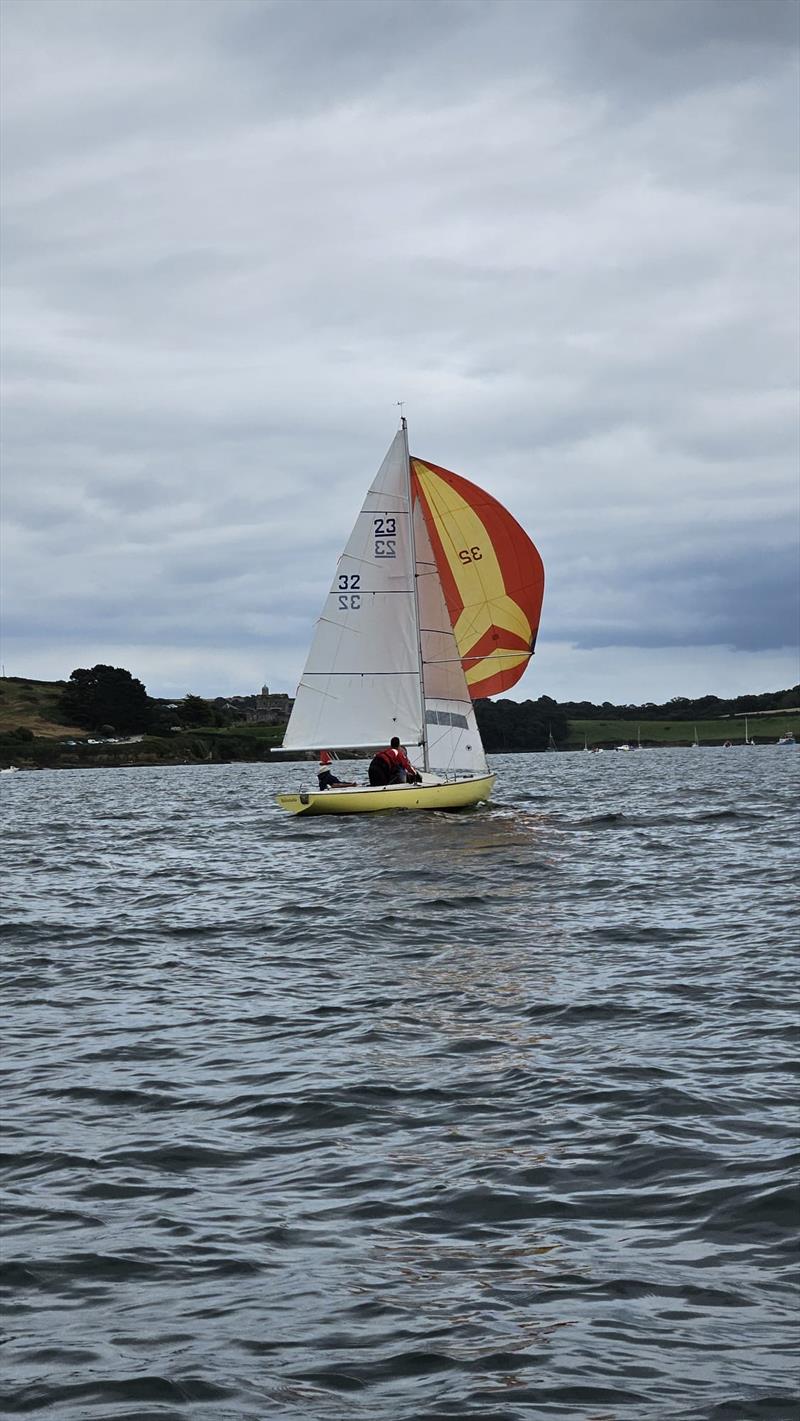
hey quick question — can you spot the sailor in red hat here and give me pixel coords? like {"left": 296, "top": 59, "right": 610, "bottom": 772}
{"left": 317, "top": 751, "right": 355, "bottom": 791}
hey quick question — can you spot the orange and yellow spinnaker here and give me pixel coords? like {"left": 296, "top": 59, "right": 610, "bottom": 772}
{"left": 411, "top": 458, "right": 545, "bottom": 698}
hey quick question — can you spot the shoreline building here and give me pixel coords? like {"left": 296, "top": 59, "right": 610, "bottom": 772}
{"left": 244, "top": 685, "right": 293, "bottom": 726}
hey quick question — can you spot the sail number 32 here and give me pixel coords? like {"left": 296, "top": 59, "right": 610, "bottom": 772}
{"left": 337, "top": 573, "right": 361, "bottom": 610}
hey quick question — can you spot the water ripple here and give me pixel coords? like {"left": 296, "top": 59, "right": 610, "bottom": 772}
{"left": 1, "top": 749, "right": 797, "bottom": 1419}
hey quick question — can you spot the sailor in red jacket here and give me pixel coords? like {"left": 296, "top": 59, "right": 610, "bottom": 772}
{"left": 368, "top": 736, "right": 422, "bottom": 786}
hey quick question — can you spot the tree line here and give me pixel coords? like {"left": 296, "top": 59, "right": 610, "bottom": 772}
{"left": 59, "top": 666, "right": 233, "bottom": 735}
{"left": 56, "top": 665, "right": 798, "bottom": 749}
{"left": 474, "top": 697, "right": 567, "bottom": 752}
{"left": 58, "top": 665, "right": 572, "bottom": 750}
{"left": 557, "top": 687, "right": 798, "bottom": 723}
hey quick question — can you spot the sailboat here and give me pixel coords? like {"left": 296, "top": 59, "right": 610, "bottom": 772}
{"left": 277, "top": 421, "right": 544, "bottom": 815}
{"left": 691, "top": 725, "right": 700, "bottom": 748}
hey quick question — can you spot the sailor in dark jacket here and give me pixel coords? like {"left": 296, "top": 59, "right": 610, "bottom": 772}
{"left": 317, "top": 751, "right": 355, "bottom": 790}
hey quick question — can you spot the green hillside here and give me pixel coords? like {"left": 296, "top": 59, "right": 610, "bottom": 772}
{"left": 0, "top": 677, "right": 85, "bottom": 737}
{"left": 566, "top": 713, "right": 798, "bottom": 748}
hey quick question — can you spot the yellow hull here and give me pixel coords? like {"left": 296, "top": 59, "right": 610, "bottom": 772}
{"left": 277, "top": 774, "right": 495, "bottom": 816}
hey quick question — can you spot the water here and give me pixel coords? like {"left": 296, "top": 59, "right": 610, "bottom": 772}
{"left": 1, "top": 749, "right": 797, "bottom": 1420}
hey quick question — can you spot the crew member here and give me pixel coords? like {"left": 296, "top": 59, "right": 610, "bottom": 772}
{"left": 368, "top": 737, "right": 422, "bottom": 786}
{"left": 317, "top": 751, "right": 355, "bottom": 790}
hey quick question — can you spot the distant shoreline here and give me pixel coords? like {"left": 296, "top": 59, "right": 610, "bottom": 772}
{"left": 1, "top": 674, "right": 797, "bottom": 771}
{"left": 3, "top": 737, "right": 797, "bottom": 773}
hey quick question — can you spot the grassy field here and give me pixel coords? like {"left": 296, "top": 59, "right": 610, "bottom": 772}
{"left": 0, "top": 677, "right": 85, "bottom": 737}
{"left": 566, "top": 713, "right": 799, "bottom": 748}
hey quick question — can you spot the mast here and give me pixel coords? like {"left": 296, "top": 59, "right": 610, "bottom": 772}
{"left": 401, "top": 415, "right": 430, "bottom": 772}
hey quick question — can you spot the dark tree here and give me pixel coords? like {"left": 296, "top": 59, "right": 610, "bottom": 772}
{"left": 474, "top": 697, "right": 568, "bottom": 751}
{"left": 177, "top": 694, "right": 217, "bottom": 727}
{"left": 60, "top": 665, "right": 151, "bottom": 733}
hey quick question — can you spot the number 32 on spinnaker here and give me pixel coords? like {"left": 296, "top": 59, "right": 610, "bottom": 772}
{"left": 276, "top": 420, "right": 544, "bottom": 815}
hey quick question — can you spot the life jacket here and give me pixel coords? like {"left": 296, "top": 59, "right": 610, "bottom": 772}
{"left": 372, "top": 747, "right": 398, "bottom": 769}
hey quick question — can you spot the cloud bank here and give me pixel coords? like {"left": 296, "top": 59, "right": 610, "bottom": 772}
{"left": 2, "top": 0, "right": 798, "bottom": 701}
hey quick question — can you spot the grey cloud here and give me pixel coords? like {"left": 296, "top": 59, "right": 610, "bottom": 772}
{"left": 552, "top": 0, "right": 799, "bottom": 115}
{"left": 549, "top": 542, "right": 799, "bottom": 652}
{"left": 1, "top": 0, "right": 797, "bottom": 700}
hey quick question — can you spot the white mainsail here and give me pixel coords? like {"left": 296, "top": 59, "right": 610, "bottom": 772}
{"left": 282, "top": 431, "right": 424, "bottom": 754}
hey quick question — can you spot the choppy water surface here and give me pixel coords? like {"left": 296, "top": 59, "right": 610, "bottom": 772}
{"left": 2, "top": 749, "right": 798, "bottom": 1420}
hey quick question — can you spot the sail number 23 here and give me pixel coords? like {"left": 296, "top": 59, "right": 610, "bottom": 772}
{"left": 374, "top": 516, "right": 396, "bottom": 559}
{"left": 337, "top": 573, "right": 361, "bottom": 610}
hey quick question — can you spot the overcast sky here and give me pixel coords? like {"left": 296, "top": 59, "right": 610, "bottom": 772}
{"left": 1, "top": 0, "right": 798, "bottom": 704}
